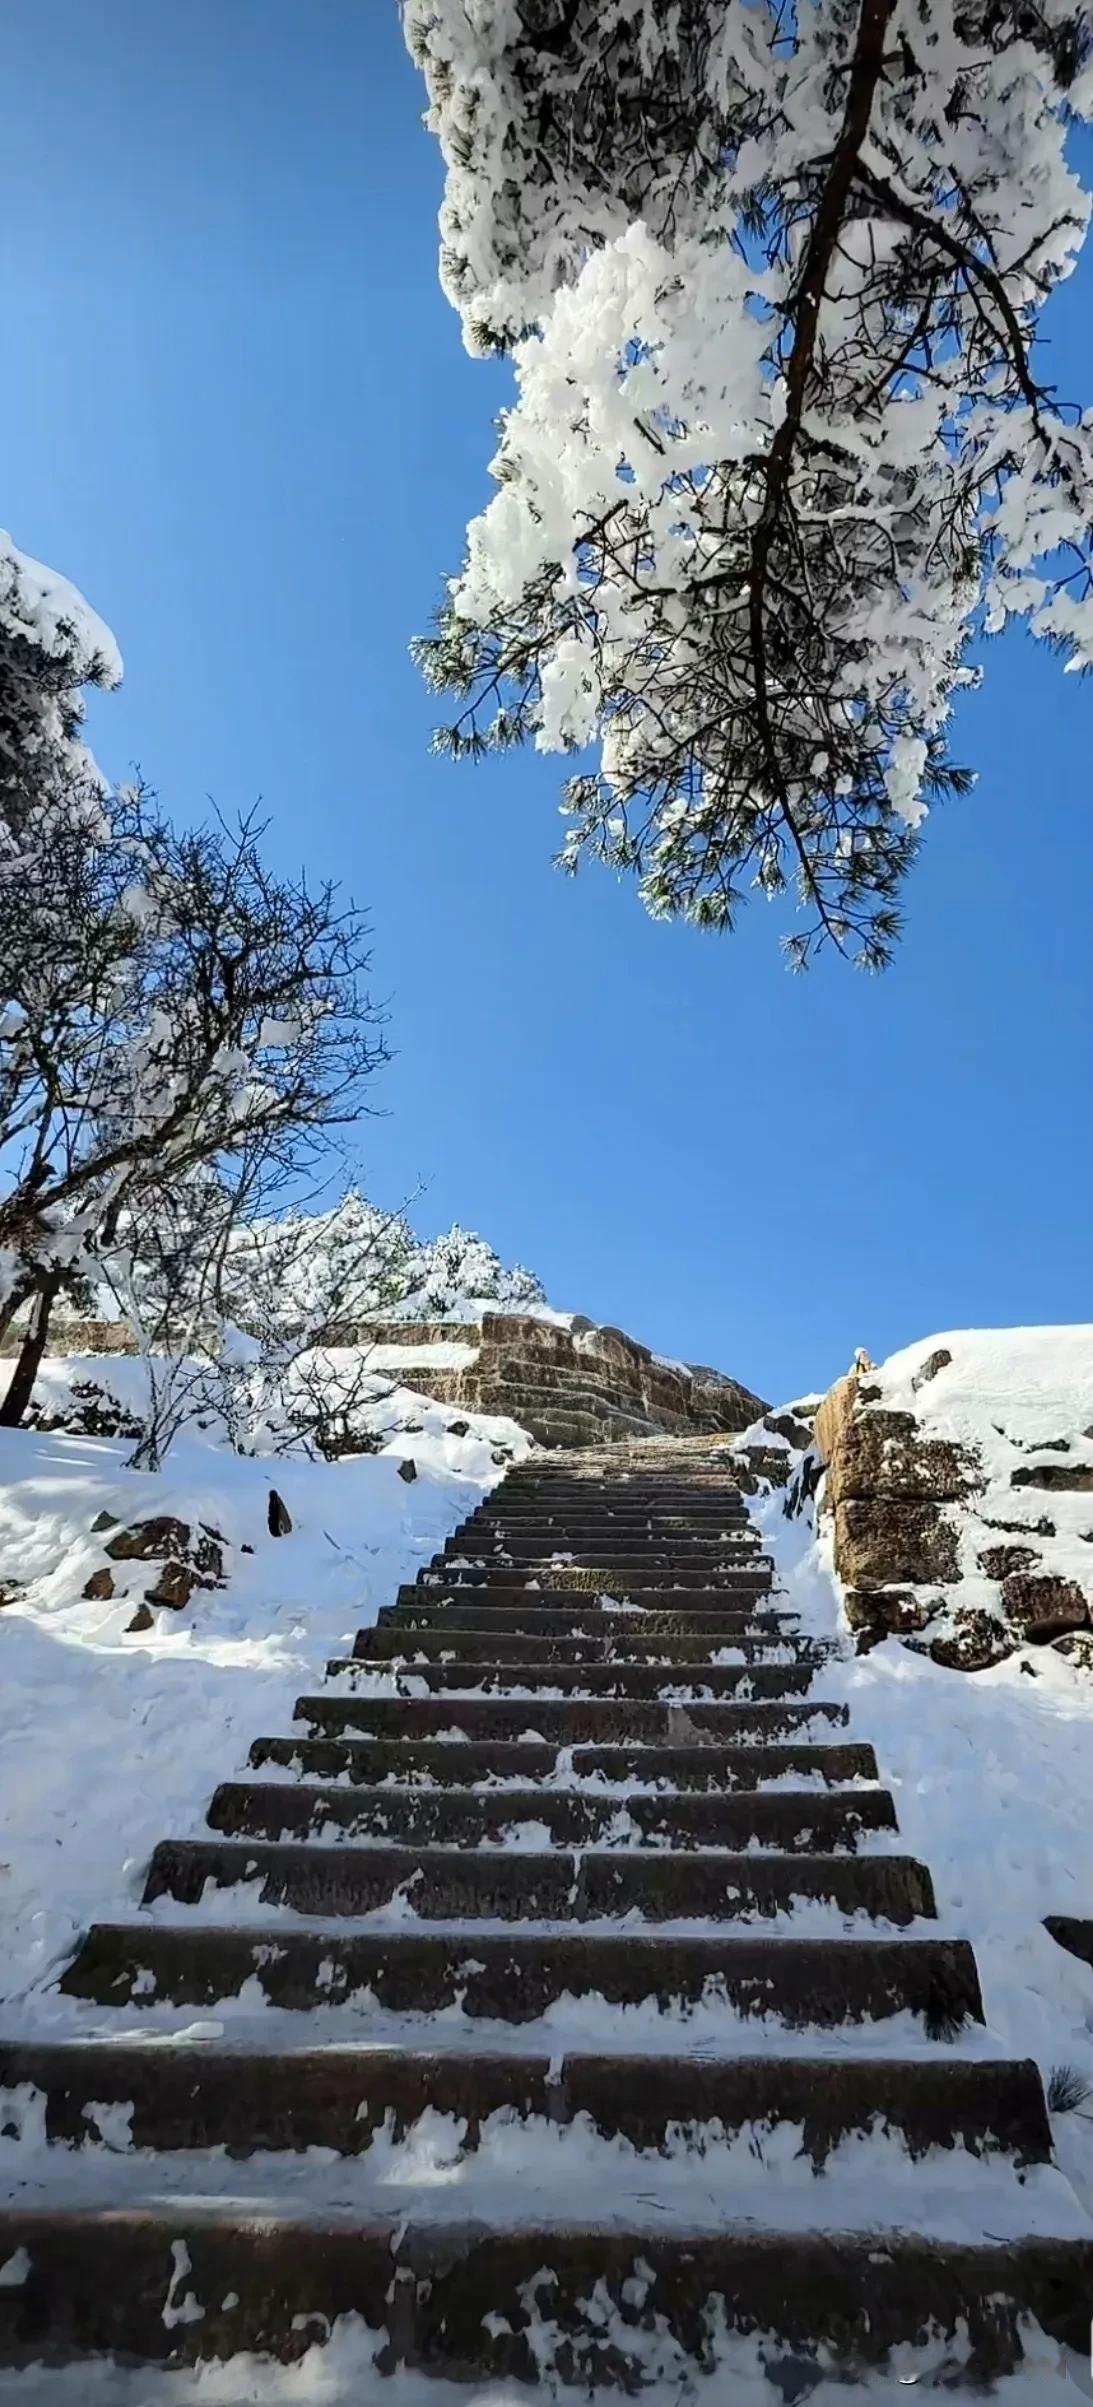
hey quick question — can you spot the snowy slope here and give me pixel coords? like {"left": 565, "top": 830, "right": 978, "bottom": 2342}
{"left": 0, "top": 1403, "right": 529, "bottom": 2021}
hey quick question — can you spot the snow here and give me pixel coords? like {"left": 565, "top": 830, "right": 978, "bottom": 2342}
{"left": 0, "top": 1402, "right": 529, "bottom": 2020}
{"left": 0, "top": 529, "right": 122, "bottom": 687}
{"left": 0, "top": 2323, "right": 1081, "bottom": 2406}
{"left": 7, "top": 1330, "right": 1093, "bottom": 2397}
{"left": 361, "top": 1342, "right": 479, "bottom": 1372}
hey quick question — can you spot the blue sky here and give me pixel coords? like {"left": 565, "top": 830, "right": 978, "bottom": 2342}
{"left": 2, "top": 0, "right": 1091, "bottom": 1402}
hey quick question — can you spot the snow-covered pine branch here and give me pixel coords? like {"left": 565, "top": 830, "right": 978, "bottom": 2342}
{"left": 406, "top": 0, "right": 1093, "bottom": 965}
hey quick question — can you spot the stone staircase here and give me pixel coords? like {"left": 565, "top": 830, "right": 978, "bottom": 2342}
{"left": 2, "top": 1437, "right": 1092, "bottom": 2393}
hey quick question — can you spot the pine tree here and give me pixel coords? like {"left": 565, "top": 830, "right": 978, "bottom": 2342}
{"left": 406, "top": 0, "right": 1093, "bottom": 965}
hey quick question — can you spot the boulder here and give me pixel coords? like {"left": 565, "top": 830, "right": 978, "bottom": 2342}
{"left": 912, "top": 1347, "right": 952, "bottom": 1391}
{"left": 1001, "top": 1573, "right": 1090, "bottom": 1641}
{"left": 1053, "top": 1631, "right": 1093, "bottom": 1672}
{"left": 267, "top": 1490, "right": 293, "bottom": 1538}
{"left": 929, "top": 1612, "right": 1011, "bottom": 1672}
{"left": 106, "top": 1516, "right": 191, "bottom": 1564}
{"left": 844, "top": 1587, "right": 936, "bottom": 1652}
{"left": 833, "top": 1497, "right": 961, "bottom": 1588}
{"left": 977, "top": 1543, "right": 1042, "bottom": 1580}
{"left": 825, "top": 1410, "right": 974, "bottom": 1509}
{"left": 1012, "top": 1462, "right": 1093, "bottom": 1492}
{"left": 144, "top": 1560, "right": 199, "bottom": 1611}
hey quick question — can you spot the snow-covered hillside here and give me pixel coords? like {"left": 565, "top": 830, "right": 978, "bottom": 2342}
{"left": 0, "top": 1399, "right": 530, "bottom": 2022}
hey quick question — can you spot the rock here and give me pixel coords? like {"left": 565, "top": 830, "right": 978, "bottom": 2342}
{"left": 1053, "top": 1631, "right": 1093, "bottom": 1671}
{"left": 813, "top": 1372, "right": 859, "bottom": 1468}
{"left": 981, "top": 1512, "right": 1056, "bottom": 1539}
{"left": 844, "top": 1588, "right": 936, "bottom": 1652}
{"left": 1001, "top": 1573, "right": 1090, "bottom": 1641}
{"left": 145, "top": 1560, "right": 197, "bottom": 1611}
{"left": 447, "top": 1419, "right": 470, "bottom": 1438}
{"left": 397, "top": 1458, "right": 417, "bottom": 1484}
{"left": 125, "top": 1603, "right": 155, "bottom": 1634}
{"left": 106, "top": 1516, "right": 191, "bottom": 1564}
{"left": 978, "top": 1543, "right": 1041, "bottom": 1580}
{"left": 912, "top": 1347, "right": 953, "bottom": 1391}
{"left": 763, "top": 1412, "right": 813, "bottom": 1450}
{"left": 825, "top": 1410, "right": 975, "bottom": 1509}
{"left": 929, "top": 1611, "right": 1011, "bottom": 1672}
{"left": 0, "top": 1583, "right": 22, "bottom": 1610}
{"left": 833, "top": 1497, "right": 961, "bottom": 1589}
{"left": 81, "top": 1567, "right": 117, "bottom": 1602}
{"left": 90, "top": 1510, "right": 118, "bottom": 1535}
{"left": 1012, "top": 1463, "right": 1093, "bottom": 1492}
{"left": 267, "top": 1490, "right": 293, "bottom": 1538}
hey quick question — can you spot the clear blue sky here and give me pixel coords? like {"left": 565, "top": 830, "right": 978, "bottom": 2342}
{"left": 2, "top": 0, "right": 1090, "bottom": 1403}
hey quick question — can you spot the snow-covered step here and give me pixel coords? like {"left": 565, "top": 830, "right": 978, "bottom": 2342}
{"left": 140, "top": 1835, "right": 936, "bottom": 1924}
{"left": 0, "top": 2039, "right": 1052, "bottom": 2168}
{"left": 322, "top": 1657, "right": 819, "bottom": 1699}
{"left": 206, "top": 1778, "right": 899, "bottom": 1853}
{"left": 380, "top": 1599, "right": 792, "bottom": 1634}
{"left": 440, "top": 1536, "right": 764, "bottom": 1561}
{"left": 293, "top": 1692, "right": 848, "bottom": 1743}
{"left": 249, "top": 1731, "right": 882, "bottom": 1791}
{"left": 359, "top": 1623, "right": 811, "bottom": 1662}
{"left": 3, "top": 2204, "right": 1090, "bottom": 2384}
{"left": 417, "top": 1564, "right": 773, "bottom": 1591}
{"left": 60, "top": 1921, "right": 984, "bottom": 2027}
{"left": 470, "top": 1522, "right": 759, "bottom": 1543}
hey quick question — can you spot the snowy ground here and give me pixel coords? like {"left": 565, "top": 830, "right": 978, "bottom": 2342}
{"left": 0, "top": 1393, "right": 528, "bottom": 2022}
{"left": 4, "top": 1352, "right": 1093, "bottom": 2400}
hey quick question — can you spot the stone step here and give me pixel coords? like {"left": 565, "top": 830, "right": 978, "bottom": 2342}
{"left": 478, "top": 1496, "right": 753, "bottom": 1513}
{"left": 413, "top": 1568, "right": 773, "bottom": 1596}
{"left": 4, "top": 2208, "right": 1088, "bottom": 2383}
{"left": 143, "top": 1836, "right": 936, "bottom": 1924}
{"left": 324, "top": 1658, "right": 818, "bottom": 1699}
{"left": 352, "top": 1626, "right": 822, "bottom": 1665}
{"left": 489, "top": 1498, "right": 752, "bottom": 1519}
{"left": 449, "top": 1530, "right": 759, "bottom": 1554}
{"left": 62, "top": 1921, "right": 983, "bottom": 2028}
{"left": 250, "top": 1732, "right": 882, "bottom": 1790}
{"left": 0, "top": 2040, "right": 1051, "bottom": 2168}
{"left": 475, "top": 1521, "right": 756, "bottom": 1541}
{"left": 294, "top": 1694, "right": 848, "bottom": 1745}
{"left": 382, "top": 1600, "right": 791, "bottom": 1635}
{"left": 207, "top": 1779, "right": 899, "bottom": 1853}
{"left": 474, "top": 1526, "right": 758, "bottom": 1547}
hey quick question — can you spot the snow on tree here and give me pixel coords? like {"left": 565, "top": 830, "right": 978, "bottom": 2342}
{"left": 208, "top": 1192, "right": 546, "bottom": 1338}
{"left": 0, "top": 530, "right": 121, "bottom": 859}
{"left": 406, "top": 0, "right": 1093, "bottom": 964}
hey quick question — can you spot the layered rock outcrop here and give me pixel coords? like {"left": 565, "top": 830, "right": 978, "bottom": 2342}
{"left": 336, "top": 1312, "right": 765, "bottom": 1450}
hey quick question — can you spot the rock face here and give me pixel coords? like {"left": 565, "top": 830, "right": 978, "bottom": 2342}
{"left": 330, "top": 1313, "right": 766, "bottom": 1452}
{"left": 814, "top": 1332, "right": 1093, "bottom": 1670}
{"left": 818, "top": 1391, "right": 978, "bottom": 1645}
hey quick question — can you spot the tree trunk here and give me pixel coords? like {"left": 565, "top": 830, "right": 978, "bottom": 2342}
{"left": 0, "top": 1274, "right": 60, "bottom": 1426}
